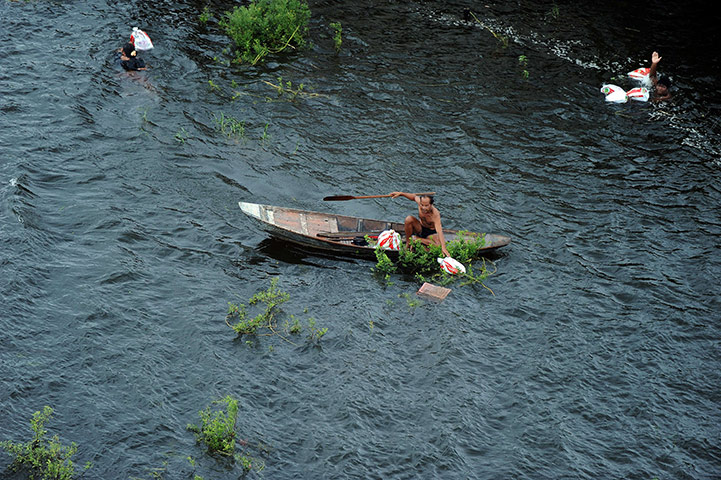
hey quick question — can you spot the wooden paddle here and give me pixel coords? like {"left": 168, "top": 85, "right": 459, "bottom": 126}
{"left": 323, "top": 192, "right": 435, "bottom": 201}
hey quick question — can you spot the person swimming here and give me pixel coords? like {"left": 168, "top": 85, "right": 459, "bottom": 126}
{"left": 119, "top": 42, "right": 147, "bottom": 71}
{"left": 649, "top": 51, "right": 671, "bottom": 102}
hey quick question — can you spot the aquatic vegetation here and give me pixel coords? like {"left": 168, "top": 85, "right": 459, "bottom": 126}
{"left": 212, "top": 55, "right": 231, "bottom": 66}
{"left": 399, "top": 292, "right": 420, "bottom": 309}
{"left": 417, "top": 258, "right": 496, "bottom": 294}
{"left": 264, "top": 76, "right": 321, "bottom": 101}
{"left": 330, "top": 21, "right": 342, "bottom": 52}
{"left": 467, "top": 10, "right": 508, "bottom": 48}
{"left": 518, "top": 55, "right": 529, "bottom": 79}
{"left": 548, "top": 3, "right": 560, "bottom": 20}
{"left": 226, "top": 278, "right": 328, "bottom": 345}
{"left": 371, "top": 232, "right": 496, "bottom": 292}
{"left": 187, "top": 396, "right": 240, "bottom": 456}
{"left": 213, "top": 112, "right": 246, "bottom": 138}
{"left": 208, "top": 79, "right": 219, "bottom": 91}
{"left": 132, "top": 460, "right": 168, "bottom": 479}
{"left": 306, "top": 317, "right": 328, "bottom": 342}
{"left": 372, "top": 243, "right": 397, "bottom": 280}
{"left": 287, "top": 315, "right": 302, "bottom": 334}
{"left": 187, "top": 395, "right": 268, "bottom": 472}
{"left": 260, "top": 123, "right": 271, "bottom": 145}
{"left": 226, "top": 278, "right": 288, "bottom": 335}
{"left": 175, "top": 127, "right": 188, "bottom": 144}
{"left": 199, "top": 5, "right": 211, "bottom": 24}
{"left": 186, "top": 396, "right": 256, "bottom": 472}
{"left": 220, "top": 0, "right": 311, "bottom": 65}
{"left": 269, "top": 77, "right": 305, "bottom": 98}
{"left": 0, "top": 406, "right": 92, "bottom": 480}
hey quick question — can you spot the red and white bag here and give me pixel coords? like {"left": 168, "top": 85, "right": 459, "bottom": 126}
{"left": 377, "top": 229, "right": 401, "bottom": 251}
{"left": 437, "top": 257, "right": 466, "bottom": 275}
{"left": 600, "top": 84, "right": 628, "bottom": 103}
{"left": 130, "top": 27, "right": 154, "bottom": 50}
{"left": 626, "top": 87, "right": 649, "bottom": 102}
{"left": 627, "top": 67, "right": 650, "bottom": 81}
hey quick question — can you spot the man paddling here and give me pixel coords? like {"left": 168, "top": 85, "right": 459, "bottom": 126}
{"left": 390, "top": 191, "right": 450, "bottom": 257}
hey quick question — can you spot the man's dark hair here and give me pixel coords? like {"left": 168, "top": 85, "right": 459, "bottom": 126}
{"left": 657, "top": 76, "right": 672, "bottom": 88}
{"left": 122, "top": 43, "right": 136, "bottom": 57}
{"left": 419, "top": 194, "right": 434, "bottom": 205}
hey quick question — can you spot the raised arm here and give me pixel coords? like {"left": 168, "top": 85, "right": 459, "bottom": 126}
{"left": 390, "top": 191, "right": 418, "bottom": 202}
{"left": 649, "top": 51, "right": 661, "bottom": 84}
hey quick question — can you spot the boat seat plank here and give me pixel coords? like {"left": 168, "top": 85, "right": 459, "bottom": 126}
{"left": 317, "top": 231, "right": 383, "bottom": 239}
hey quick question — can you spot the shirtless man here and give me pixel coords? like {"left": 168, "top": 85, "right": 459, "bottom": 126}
{"left": 390, "top": 191, "right": 450, "bottom": 257}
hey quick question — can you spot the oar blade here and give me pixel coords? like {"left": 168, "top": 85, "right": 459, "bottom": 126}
{"left": 323, "top": 195, "right": 355, "bottom": 201}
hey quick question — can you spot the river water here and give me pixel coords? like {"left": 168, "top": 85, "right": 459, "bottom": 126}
{"left": 2, "top": 1, "right": 720, "bottom": 479}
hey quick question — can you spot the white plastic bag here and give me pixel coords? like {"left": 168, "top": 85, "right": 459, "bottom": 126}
{"left": 600, "top": 84, "right": 627, "bottom": 103}
{"left": 130, "top": 27, "right": 154, "bottom": 50}
{"left": 437, "top": 257, "right": 466, "bottom": 275}
{"left": 377, "top": 229, "right": 401, "bottom": 251}
{"left": 627, "top": 67, "right": 650, "bottom": 81}
{"left": 626, "top": 87, "right": 649, "bottom": 102}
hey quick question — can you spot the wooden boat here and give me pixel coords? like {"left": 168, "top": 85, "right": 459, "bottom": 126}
{"left": 239, "top": 201, "right": 511, "bottom": 258}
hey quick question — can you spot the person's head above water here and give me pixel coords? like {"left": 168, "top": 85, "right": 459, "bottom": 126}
{"left": 122, "top": 43, "right": 136, "bottom": 58}
{"left": 655, "top": 76, "right": 671, "bottom": 98}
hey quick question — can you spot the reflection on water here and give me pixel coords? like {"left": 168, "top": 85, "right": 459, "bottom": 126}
{"left": 1, "top": 1, "right": 720, "bottom": 479}
{"left": 257, "top": 237, "right": 359, "bottom": 266}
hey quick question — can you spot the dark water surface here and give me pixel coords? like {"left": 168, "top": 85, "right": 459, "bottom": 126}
{"left": 2, "top": 1, "right": 720, "bottom": 478}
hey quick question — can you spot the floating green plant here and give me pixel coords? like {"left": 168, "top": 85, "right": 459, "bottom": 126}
{"left": 518, "top": 55, "right": 529, "bottom": 79}
{"left": 199, "top": 5, "right": 211, "bottom": 24}
{"left": 372, "top": 243, "right": 397, "bottom": 279}
{"left": 0, "top": 406, "right": 92, "bottom": 480}
{"left": 260, "top": 123, "right": 271, "bottom": 145}
{"left": 467, "top": 10, "right": 509, "bottom": 48}
{"left": 287, "top": 315, "right": 302, "bottom": 334}
{"left": 549, "top": 3, "right": 560, "bottom": 20}
{"left": 330, "top": 21, "right": 342, "bottom": 52}
{"left": 306, "top": 317, "right": 328, "bottom": 342}
{"left": 226, "top": 278, "right": 288, "bottom": 336}
{"left": 263, "top": 76, "right": 322, "bottom": 101}
{"left": 213, "top": 112, "right": 246, "bottom": 138}
{"left": 175, "top": 127, "right": 188, "bottom": 144}
{"left": 220, "top": 0, "right": 311, "bottom": 65}
{"left": 399, "top": 292, "right": 421, "bottom": 309}
{"left": 187, "top": 396, "right": 240, "bottom": 456}
{"left": 226, "top": 279, "right": 328, "bottom": 345}
{"left": 186, "top": 396, "right": 258, "bottom": 472}
{"left": 371, "top": 232, "right": 496, "bottom": 292}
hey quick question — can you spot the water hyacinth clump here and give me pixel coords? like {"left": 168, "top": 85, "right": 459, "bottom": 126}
{"left": 220, "top": 0, "right": 311, "bottom": 65}
{"left": 0, "top": 406, "right": 92, "bottom": 480}
{"left": 372, "top": 232, "right": 495, "bottom": 289}
{"left": 187, "top": 396, "right": 239, "bottom": 456}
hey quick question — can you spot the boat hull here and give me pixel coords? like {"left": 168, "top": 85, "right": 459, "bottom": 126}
{"left": 239, "top": 201, "right": 510, "bottom": 259}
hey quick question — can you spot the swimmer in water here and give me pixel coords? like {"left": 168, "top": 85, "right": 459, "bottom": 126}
{"left": 649, "top": 51, "right": 671, "bottom": 102}
{"left": 119, "top": 42, "right": 147, "bottom": 71}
